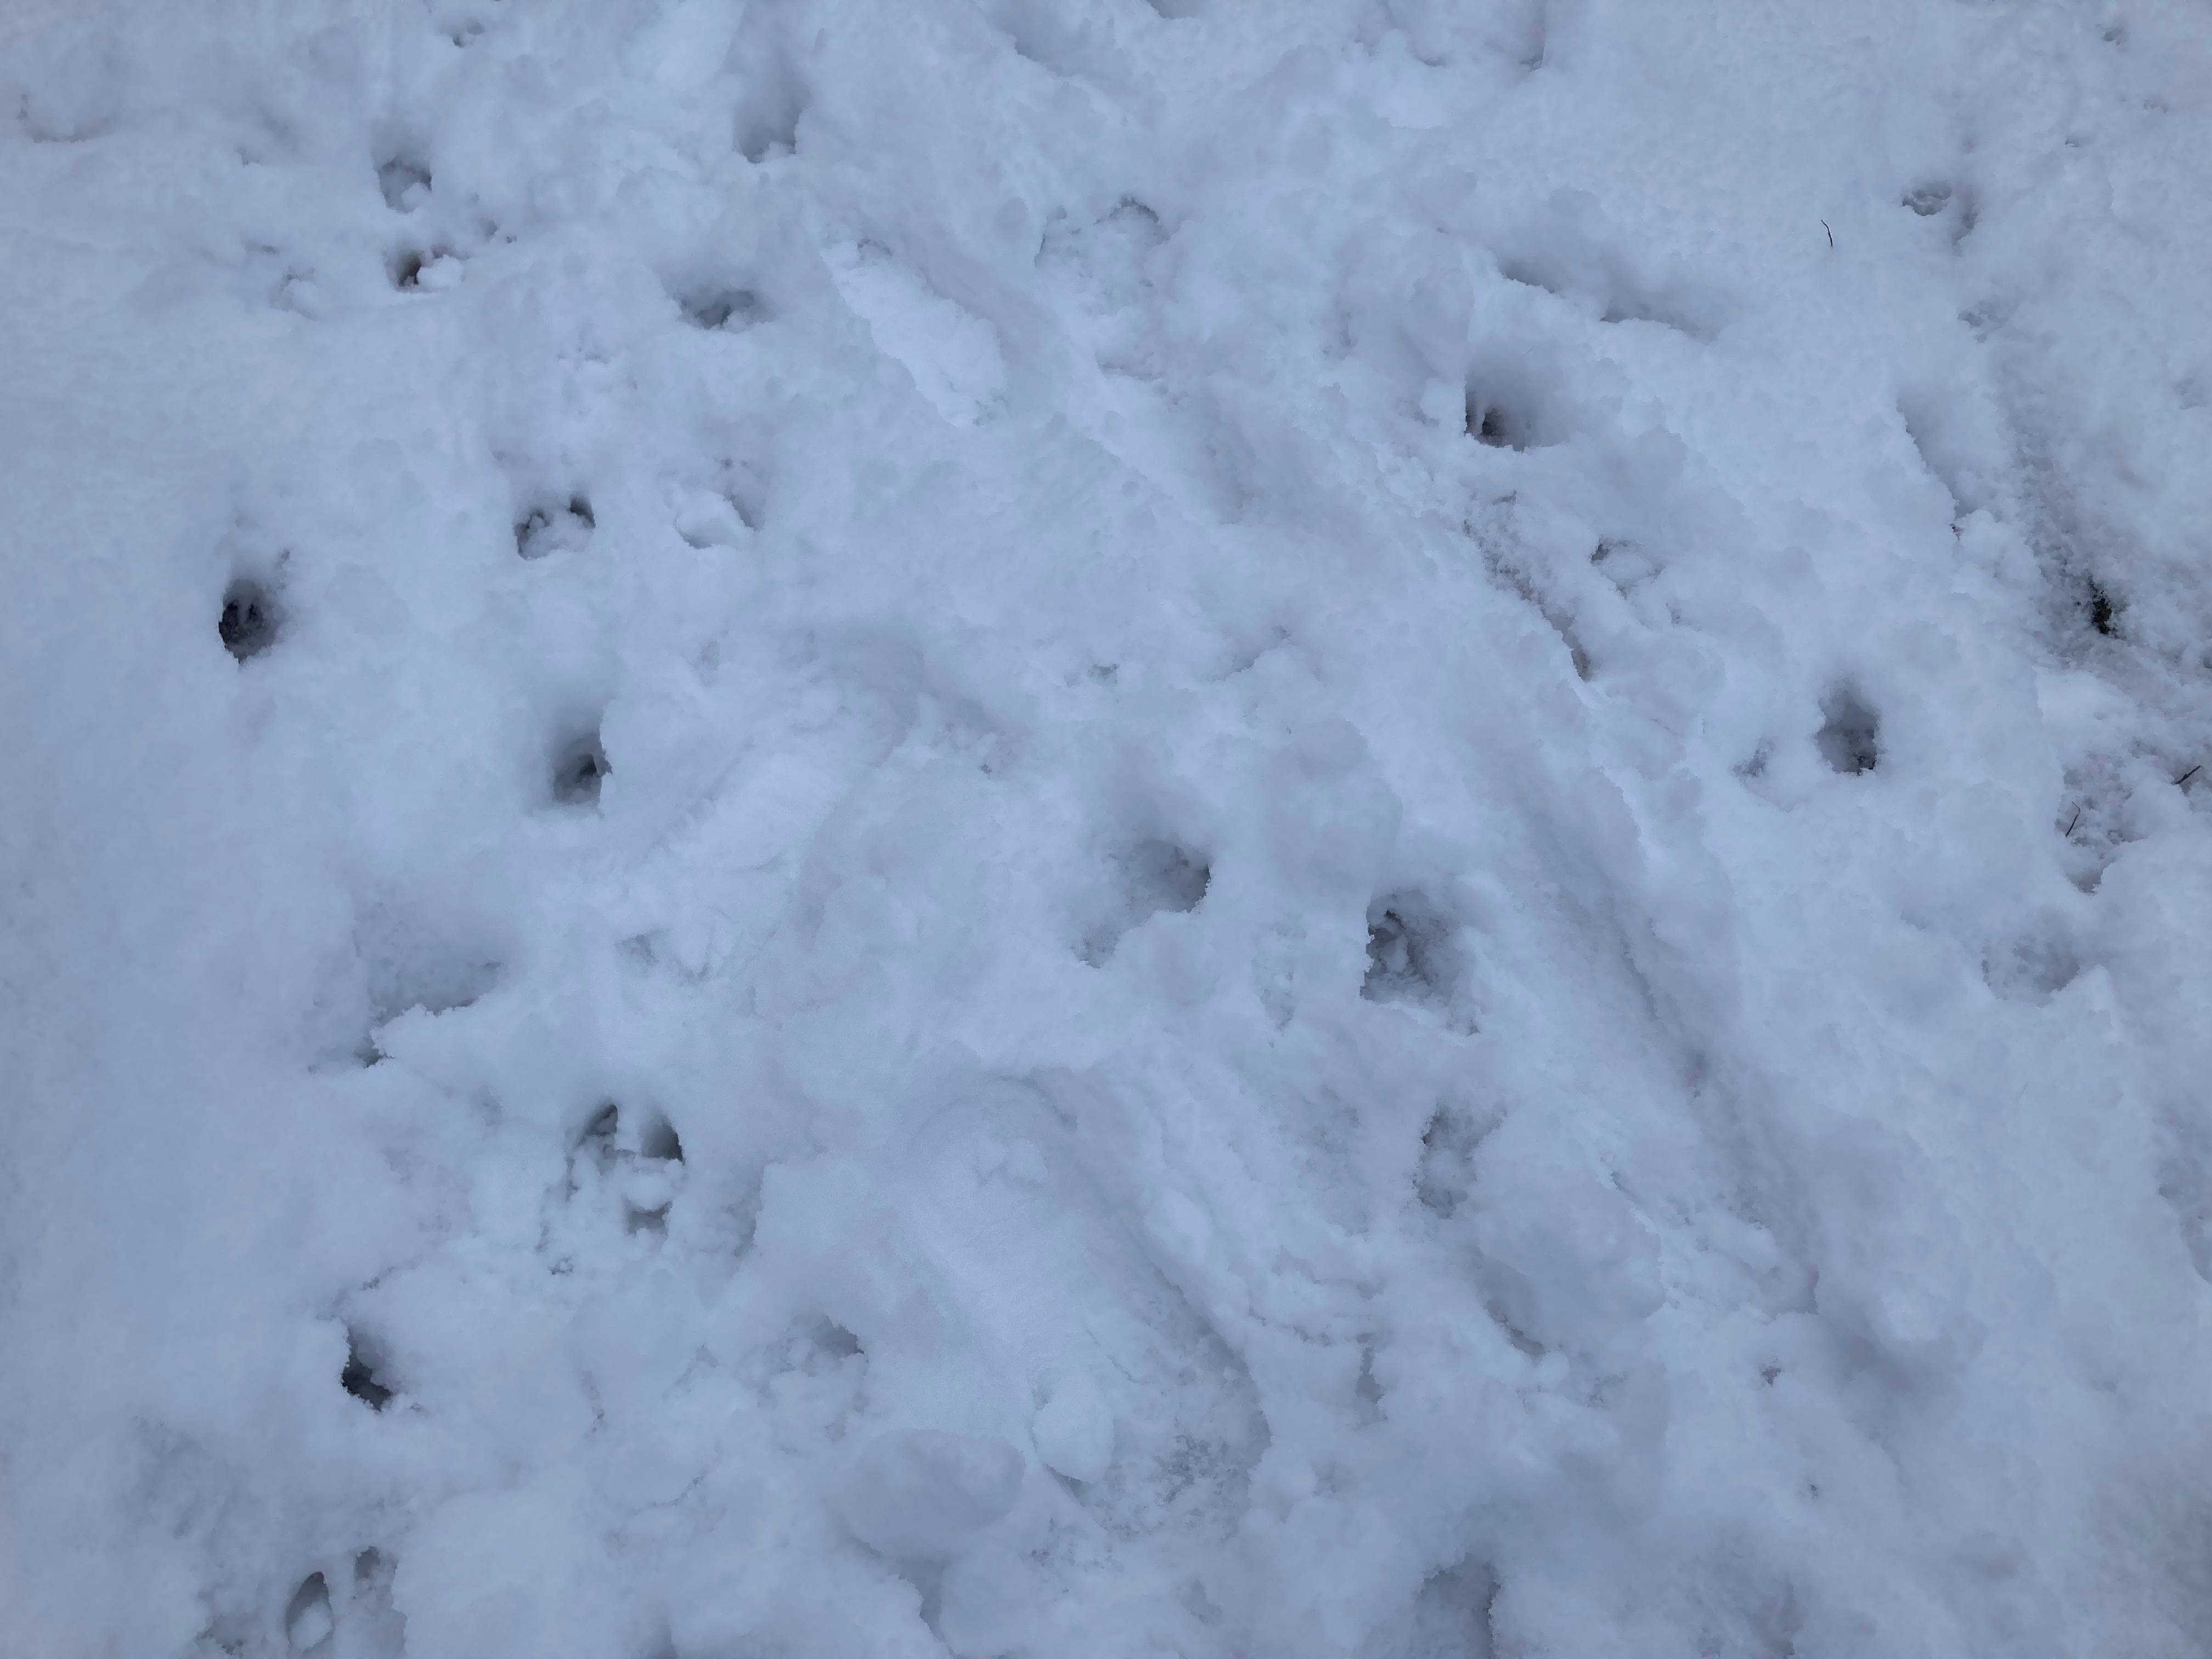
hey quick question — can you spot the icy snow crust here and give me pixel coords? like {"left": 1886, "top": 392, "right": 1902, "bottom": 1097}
{"left": 4, "top": 0, "right": 2212, "bottom": 1654}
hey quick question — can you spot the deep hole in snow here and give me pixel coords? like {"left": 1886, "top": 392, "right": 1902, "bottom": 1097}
{"left": 2086, "top": 578, "right": 2120, "bottom": 637}
{"left": 1464, "top": 378, "right": 1542, "bottom": 450}
{"left": 283, "top": 1571, "right": 332, "bottom": 1651}
{"left": 1363, "top": 891, "right": 1463, "bottom": 1006}
{"left": 551, "top": 729, "right": 609, "bottom": 805}
{"left": 388, "top": 248, "right": 428, "bottom": 290}
{"left": 340, "top": 1328, "right": 392, "bottom": 1411}
{"left": 1816, "top": 687, "right": 1882, "bottom": 775}
{"left": 218, "top": 576, "right": 279, "bottom": 661}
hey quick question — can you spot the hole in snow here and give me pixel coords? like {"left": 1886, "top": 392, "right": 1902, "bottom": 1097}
{"left": 353, "top": 1548, "right": 388, "bottom": 1589}
{"left": 578, "top": 1101, "right": 619, "bottom": 1157}
{"left": 2086, "top": 578, "right": 2120, "bottom": 637}
{"left": 624, "top": 1203, "right": 669, "bottom": 1237}
{"left": 1127, "top": 839, "right": 1210, "bottom": 915}
{"left": 639, "top": 1115, "right": 685, "bottom": 1164}
{"left": 1416, "top": 1106, "right": 1491, "bottom": 1218}
{"left": 388, "top": 248, "right": 428, "bottom": 290}
{"left": 1409, "top": 1557, "right": 1499, "bottom": 1659}
{"left": 1353, "top": 1343, "right": 1384, "bottom": 1423}
{"left": 734, "top": 73, "right": 805, "bottom": 163}
{"left": 365, "top": 948, "right": 498, "bottom": 1026}
{"left": 1984, "top": 933, "right": 2083, "bottom": 1004}
{"left": 1082, "top": 839, "right": 1210, "bottom": 963}
{"left": 1815, "top": 687, "right": 1881, "bottom": 776}
{"left": 283, "top": 1572, "right": 332, "bottom": 1652}
{"left": 375, "top": 157, "right": 431, "bottom": 212}
{"left": 516, "top": 496, "right": 594, "bottom": 560}
{"left": 1591, "top": 537, "right": 1661, "bottom": 594}
{"left": 219, "top": 576, "right": 280, "bottom": 662}
{"left": 341, "top": 1328, "right": 393, "bottom": 1412}
{"left": 1463, "top": 369, "right": 1551, "bottom": 450}
{"left": 1364, "top": 891, "right": 1464, "bottom": 1007}
{"left": 1901, "top": 179, "right": 1978, "bottom": 244}
{"left": 679, "top": 287, "right": 765, "bottom": 331}
{"left": 551, "top": 729, "right": 609, "bottom": 806}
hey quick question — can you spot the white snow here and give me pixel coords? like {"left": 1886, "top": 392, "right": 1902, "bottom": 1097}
{"left": 3, "top": 1, "right": 2212, "bottom": 1655}
{"left": 834, "top": 1429, "right": 1029, "bottom": 1562}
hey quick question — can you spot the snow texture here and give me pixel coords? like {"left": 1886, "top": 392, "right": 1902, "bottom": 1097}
{"left": 4, "top": 1, "right": 2212, "bottom": 1655}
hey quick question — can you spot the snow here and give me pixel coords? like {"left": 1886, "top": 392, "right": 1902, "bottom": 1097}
{"left": 835, "top": 1429, "right": 1029, "bottom": 1562}
{"left": 3, "top": 0, "right": 2211, "bottom": 1655}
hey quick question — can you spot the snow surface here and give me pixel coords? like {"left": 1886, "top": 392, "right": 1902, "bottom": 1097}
{"left": 4, "top": 1, "right": 2212, "bottom": 1655}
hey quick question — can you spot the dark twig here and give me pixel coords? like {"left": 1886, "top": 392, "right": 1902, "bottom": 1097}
{"left": 2177, "top": 764, "right": 2202, "bottom": 789}
{"left": 2064, "top": 805, "right": 2081, "bottom": 837}
{"left": 1821, "top": 220, "right": 1833, "bottom": 249}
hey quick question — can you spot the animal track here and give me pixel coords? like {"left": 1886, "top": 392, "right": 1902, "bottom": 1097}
{"left": 219, "top": 575, "right": 280, "bottom": 662}
{"left": 355, "top": 906, "right": 501, "bottom": 1056}
{"left": 679, "top": 287, "right": 766, "bottom": 331}
{"left": 1903, "top": 182, "right": 1953, "bottom": 217}
{"left": 560, "top": 1102, "right": 686, "bottom": 1243}
{"left": 731, "top": 41, "right": 807, "bottom": 163}
{"left": 1983, "top": 930, "right": 2083, "bottom": 1004}
{"left": 579, "top": 1100, "right": 620, "bottom": 1154}
{"left": 375, "top": 157, "right": 431, "bottom": 212}
{"left": 1816, "top": 686, "right": 1881, "bottom": 776}
{"left": 516, "top": 495, "right": 594, "bottom": 560}
{"left": 2084, "top": 576, "right": 2121, "bottom": 637}
{"left": 1467, "top": 386, "right": 1532, "bottom": 449}
{"left": 639, "top": 1114, "right": 685, "bottom": 1164}
{"left": 1407, "top": 1557, "right": 1500, "bottom": 1659}
{"left": 1364, "top": 890, "right": 1465, "bottom": 1009}
{"left": 550, "top": 726, "right": 610, "bottom": 806}
{"left": 1081, "top": 838, "right": 1210, "bottom": 963}
{"left": 340, "top": 1327, "right": 393, "bottom": 1411}
{"left": 1415, "top": 1104, "right": 1497, "bottom": 1219}
{"left": 1463, "top": 356, "right": 1559, "bottom": 452}
{"left": 1903, "top": 178, "right": 1979, "bottom": 245}
{"left": 389, "top": 247, "right": 433, "bottom": 289}
{"left": 283, "top": 1571, "right": 332, "bottom": 1652}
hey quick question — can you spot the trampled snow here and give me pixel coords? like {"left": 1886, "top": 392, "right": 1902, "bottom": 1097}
{"left": 4, "top": 1, "right": 2211, "bottom": 1655}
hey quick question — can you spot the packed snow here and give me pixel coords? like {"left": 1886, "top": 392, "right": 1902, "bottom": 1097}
{"left": 4, "top": 1, "right": 2212, "bottom": 1655}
